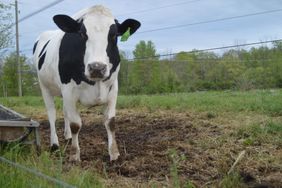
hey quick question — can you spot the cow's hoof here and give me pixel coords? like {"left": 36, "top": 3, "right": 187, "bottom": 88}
{"left": 70, "top": 146, "right": 80, "bottom": 162}
{"left": 50, "top": 144, "right": 59, "bottom": 152}
{"left": 110, "top": 152, "right": 120, "bottom": 161}
{"left": 69, "top": 155, "right": 81, "bottom": 162}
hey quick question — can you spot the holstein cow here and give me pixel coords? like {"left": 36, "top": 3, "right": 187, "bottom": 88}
{"left": 33, "top": 5, "right": 140, "bottom": 161}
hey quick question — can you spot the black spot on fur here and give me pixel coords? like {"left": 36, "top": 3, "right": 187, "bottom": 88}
{"left": 70, "top": 122, "right": 80, "bottom": 134}
{"left": 37, "top": 40, "right": 50, "bottom": 70}
{"left": 38, "top": 52, "right": 46, "bottom": 70}
{"left": 104, "top": 24, "right": 120, "bottom": 81}
{"left": 33, "top": 41, "right": 38, "bottom": 54}
{"left": 59, "top": 32, "right": 85, "bottom": 84}
{"left": 39, "top": 40, "right": 50, "bottom": 57}
{"left": 58, "top": 23, "right": 95, "bottom": 85}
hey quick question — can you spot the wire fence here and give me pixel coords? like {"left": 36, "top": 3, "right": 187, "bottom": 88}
{"left": 13, "top": 4, "right": 282, "bottom": 53}
{"left": 1, "top": 0, "right": 282, "bottom": 96}
{"left": 0, "top": 156, "right": 76, "bottom": 188}
{"left": 1, "top": 38, "right": 282, "bottom": 97}
{"left": 126, "top": 38, "right": 282, "bottom": 61}
{"left": 0, "top": 0, "right": 65, "bottom": 34}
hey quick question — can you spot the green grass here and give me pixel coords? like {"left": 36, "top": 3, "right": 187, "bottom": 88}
{"left": 168, "top": 149, "right": 196, "bottom": 188}
{"left": 1, "top": 89, "right": 282, "bottom": 187}
{"left": 0, "top": 96, "right": 62, "bottom": 112}
{"left": 219, "top": 172, "right": 245, "bottom": 188}
{"left": 0, "top": 145, "right": 103, "bottom": 188}
{"left": 1, "top": 89, "right": 282, "bottom": 115}
{"left": 237, "top": 121, "right": 282, "bottom": 146}
{"left": 117, "top": 89, "right": 282, "bottom": 115}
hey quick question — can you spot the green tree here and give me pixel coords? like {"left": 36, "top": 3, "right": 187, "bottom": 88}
{"left": 125, "top": 40, "right": 159, "bottom": 94}
{"left": 121, "top": 40, "right": 282, "bottom": 94}
{"left": 118, "top": 50, "right": 130, "bottom": 94}
{"left": 133, "top": 40, "right": 159, "bottom": 60}
{"left": 0, "top": 53, "right": 39, "bottom": 96}
{"left": 0, "top": 3, "right": 12, "bottom": 51}
{"left": 271, "top": 41, "right": 282, "bottom": 87}
{"left": 0, "top": 2, "right": 13, "bottom": 90}
{"left": 1, "top": 53, "right": 18, "bottom": 96}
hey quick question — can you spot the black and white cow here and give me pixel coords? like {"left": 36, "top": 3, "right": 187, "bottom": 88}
{"left": 33, "top": 5, "right": 140, "bottom": 161}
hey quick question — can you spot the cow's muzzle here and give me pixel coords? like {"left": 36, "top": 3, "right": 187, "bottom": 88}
{"left": 87, "top": 62, "right": 107, "bottom": 79}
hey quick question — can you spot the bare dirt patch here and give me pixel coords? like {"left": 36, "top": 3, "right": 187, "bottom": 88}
{"left": 38, "top": 109, "right": 282, "bottom": 187}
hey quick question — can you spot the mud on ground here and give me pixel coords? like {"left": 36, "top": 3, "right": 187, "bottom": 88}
{"left": 38, "top": 109, "right": 282, "bottom": 187}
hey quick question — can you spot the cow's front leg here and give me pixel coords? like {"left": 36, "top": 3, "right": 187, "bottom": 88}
{"left": 105, "top": 116, "right": 120, "bottom": 161}
{"left": 104, "top": 87, "right": 120, "bottom": 161}
{"left": 62, "top": 93, "right": 81, "bottom": 162}
{"left": 63, "top": 105, "right": 72, "bottom": 140}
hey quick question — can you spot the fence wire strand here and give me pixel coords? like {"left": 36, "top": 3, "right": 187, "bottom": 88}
{"left": 0, "top": 156, "right": 76, "bottom": 188}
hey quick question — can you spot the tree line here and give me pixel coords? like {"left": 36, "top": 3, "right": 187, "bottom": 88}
{"left": 1, "top": 2, "right": 282, "bottom": 96}
{"left": 118, "top": 40, "right": 282, "bottom": 94}
{"left": 1, "top": 40, "right": 282, "bottom": 96}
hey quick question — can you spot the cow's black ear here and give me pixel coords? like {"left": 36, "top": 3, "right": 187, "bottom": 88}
{"left": 117, "top": 19, "right": 141, "bottom": 36}
{"left": 53, "top": 14, "right": 80, "bottom": 33}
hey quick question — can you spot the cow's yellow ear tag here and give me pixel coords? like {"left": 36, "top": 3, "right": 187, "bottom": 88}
{"left": 120, "top": 28, "right": 130, "bottom": 42}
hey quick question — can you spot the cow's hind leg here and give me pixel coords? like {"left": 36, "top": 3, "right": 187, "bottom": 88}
{"left": 40, "top": 84, "right": 59, "bottom": 151}
{"left": 62, "top": 92, "right": 81, "bottom": 162}
{"left": 104, "top": 84, "right": 120, "bottom": 161}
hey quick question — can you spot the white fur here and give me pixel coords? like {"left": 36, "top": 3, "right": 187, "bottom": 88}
{"left": 34, "top": 5, "right": 120, "bottom": 161}
{"left": 83, "top": 14, "right": 114, "bottom": 79}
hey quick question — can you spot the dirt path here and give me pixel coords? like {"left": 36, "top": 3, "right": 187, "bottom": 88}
{"left": 38, "top": 109, "right": 282, "bottom": 187}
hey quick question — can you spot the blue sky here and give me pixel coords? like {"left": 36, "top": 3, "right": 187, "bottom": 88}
{"left": 3, "top": 0, "right": 282, "bottom": 58}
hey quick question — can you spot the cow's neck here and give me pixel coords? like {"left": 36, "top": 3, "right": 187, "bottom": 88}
{"left": 77, "top": 79, "right": 113, "bottom": 107}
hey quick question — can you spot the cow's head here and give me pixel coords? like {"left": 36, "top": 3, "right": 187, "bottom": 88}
{"left": 53, "top": 6, "right": 140, "bottom": 82}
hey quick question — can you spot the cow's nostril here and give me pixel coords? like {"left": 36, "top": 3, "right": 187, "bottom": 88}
{"left": 88, "top": 62, "right": 107, "bottom": 78}
{"left": 87, "top": 64, "right": 92, "bottom": 71}
{"left": 101, "top": 65, "right": 106, "bottom": 71}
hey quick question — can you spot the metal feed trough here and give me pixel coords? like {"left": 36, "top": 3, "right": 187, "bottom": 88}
{"left": 0, "top": 104, "right": 40, "bottom": 150}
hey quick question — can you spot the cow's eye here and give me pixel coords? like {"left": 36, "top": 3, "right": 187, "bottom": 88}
{"left": 111, "top": 34, "right": 117, "bottom": 43}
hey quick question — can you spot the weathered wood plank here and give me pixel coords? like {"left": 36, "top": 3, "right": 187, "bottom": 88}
{"left": 0, "top": 120, "right": 39, "bottom": 127}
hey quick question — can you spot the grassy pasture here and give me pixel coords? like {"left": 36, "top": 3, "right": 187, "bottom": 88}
{"left": 1, "top": 89, "right": 282, "bottom": 115}
{"left": 0, "top": 89, "right": 282, "bottom": 187}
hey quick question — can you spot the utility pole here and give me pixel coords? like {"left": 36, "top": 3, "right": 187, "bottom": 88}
{"left": 15, "top": 0, "right": 22, "bottom": 97}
